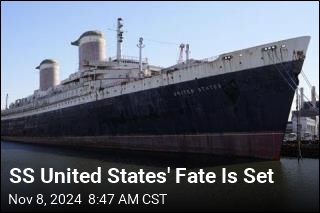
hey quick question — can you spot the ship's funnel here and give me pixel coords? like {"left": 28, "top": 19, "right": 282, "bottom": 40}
{"left": 71, "top": 30, "right": 106, "bottom": 71}
{"left": 36, "top": 59, "right": 60, "bottom": 91}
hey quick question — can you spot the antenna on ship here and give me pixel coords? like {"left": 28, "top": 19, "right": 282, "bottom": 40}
{"left": 117, "top": 18, "right": 124, "bottom": 63}
{"left": 137, "top": 37, "right": 145, "bottom": 78}
{"left": 6, "top": 93, "right": 9, "bottom": 110}
{"left": 177, "top": 43, "right": 185, "bottom": 64}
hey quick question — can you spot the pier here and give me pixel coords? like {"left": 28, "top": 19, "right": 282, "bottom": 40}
{"left": 281, "top": 141, "right": 319, "bottom": 158}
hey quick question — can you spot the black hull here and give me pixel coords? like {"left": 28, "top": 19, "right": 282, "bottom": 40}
{"left": 1, "top": 61, "right": 303, "bottom": 159}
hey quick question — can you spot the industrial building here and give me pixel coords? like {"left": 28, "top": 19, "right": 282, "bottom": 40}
{"left": 291, "top": 86, "right": 319, "bottom": 141}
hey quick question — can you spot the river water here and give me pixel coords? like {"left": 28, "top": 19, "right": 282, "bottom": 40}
{"left": 1, "top": 141, "right": 319, "bottom": 212}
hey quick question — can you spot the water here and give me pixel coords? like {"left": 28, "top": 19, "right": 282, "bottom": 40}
{"left": 1, "top": 141, "right": 319, "bottom": 212}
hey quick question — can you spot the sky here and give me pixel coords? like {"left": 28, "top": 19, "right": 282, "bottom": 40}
{"left": 1, "top": 1, "right": 319, "bottom": 119}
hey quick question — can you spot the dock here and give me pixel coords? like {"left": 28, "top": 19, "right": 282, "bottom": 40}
{"left": 281, "top": 141, "right": 319, "bottom": 158}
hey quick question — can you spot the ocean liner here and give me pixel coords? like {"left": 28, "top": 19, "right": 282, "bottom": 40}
{"left": 1, "top": 18, "right": 311, "bottom": 160}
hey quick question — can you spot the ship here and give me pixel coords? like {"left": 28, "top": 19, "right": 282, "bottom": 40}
{"left": 1, "top": 18, "right": 311, "bottom": 160}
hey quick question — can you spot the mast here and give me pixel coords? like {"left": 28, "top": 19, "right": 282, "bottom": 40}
{"left": 6, "top": 93, "right": 9, "bottom": 110}
{"left": 185, "top": 44, "right": 190, "bottom": 64}
{"left": 177, "top": 43, "right": 185, "bottom": 64}
{"left": 117, "top": 18, "right": 124, "bottom": 63}
{"left": 137, "top": 37, "right": 145, "bottom": 76}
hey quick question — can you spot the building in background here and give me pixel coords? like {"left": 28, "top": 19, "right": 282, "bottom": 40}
{"left": 291, "top": 86, "right": 319, "bottom": 141}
